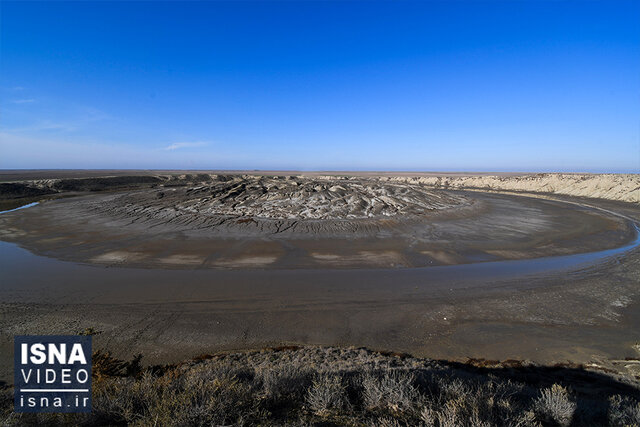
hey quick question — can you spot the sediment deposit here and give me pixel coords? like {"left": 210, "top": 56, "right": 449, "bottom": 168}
{"left": 149, "top": 176, "right": 468, "bottom": 219}
{"left": 379, "top": 173, "right": 640, "bottom": 203}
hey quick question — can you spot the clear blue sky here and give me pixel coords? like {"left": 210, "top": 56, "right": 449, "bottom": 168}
{"left": 1, "top": 1, "right": 639, "bottom": 172}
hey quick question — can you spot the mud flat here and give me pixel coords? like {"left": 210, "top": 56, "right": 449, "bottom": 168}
{"left": 0, "top": 174, "right": 636, "bottom": 269}
{"left": 0, "top": 172, "right": 639, "bottom": 383}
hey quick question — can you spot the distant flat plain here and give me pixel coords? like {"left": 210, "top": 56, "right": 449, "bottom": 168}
{"left": 0, "top": 169, "right": 525, "bottom": 182}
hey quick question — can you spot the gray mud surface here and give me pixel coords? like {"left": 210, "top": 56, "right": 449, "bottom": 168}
{"left": 0, "top": 175, "right": 635, "bottom": 269}
{"left": 1, "top": 174, "right": 639, "bottom": 383}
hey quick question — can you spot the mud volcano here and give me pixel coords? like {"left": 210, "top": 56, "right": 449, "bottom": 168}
{"left": 156, "top": 176, "right": 470, "bottom": 219}
{"left": 85, "top": 175, "right": 471, "bottom": 233}
{"left": 0, "top": 174, "right": 634, "bottom": 268}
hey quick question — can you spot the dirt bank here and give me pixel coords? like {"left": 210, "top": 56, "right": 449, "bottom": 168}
{"left": 378, "top": 173, "right": 640, "bottom": 203}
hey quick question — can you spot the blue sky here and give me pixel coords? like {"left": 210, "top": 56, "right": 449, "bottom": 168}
{"left": 1, "top": 1, "right": 639, "bottom": 172}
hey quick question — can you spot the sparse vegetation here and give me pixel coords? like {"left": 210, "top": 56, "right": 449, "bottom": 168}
{"left": 533, "top": 384, "right": 576, "bottom": 426}
{"left": 361, "top": 370, "right": 417, "bottom": 413}
{"left": 608, "top": 394, "right": 640, "bottom": 426}
{"left": 2, "top": 346, "right": 640, "bottom": 426}
{"left": 305, "top": 373, "right": 348, "bottom": 416}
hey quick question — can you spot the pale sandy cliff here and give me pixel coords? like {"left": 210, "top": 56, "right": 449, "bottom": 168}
{"left": 377, "top": 173, "right": 640, "bottom": 203}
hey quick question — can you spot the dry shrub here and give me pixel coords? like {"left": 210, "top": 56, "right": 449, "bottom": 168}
{"left": 608, "top": 394, "right": 640, "bottom": 426}
{"left": 361, "top": 370, "right": 417, "bottom": 414}
{"left": 422, "top": 377, "right": 529, "bottom": 426}
{"left": 533, "top": 384, "right": 576, "bottom": 427}
{"left": 369, "top": 416, "right": 402, "bottom": 427}
{"left": 256, "top": 363, "right": 313, "bottom": 406}
{"left": 438, "top": 378, "right": 471, "bottom": 400}
{"left": 92, "top": 350, "right": 142, "bottom": 382}
{"left": 305, "top": 373, "right": 347, "bottom": 416}
{"left": 420, "top": 405, "right": 437, "bottom": 426}
{"left": 437, "top": 398, "right": 463, "bottom": 427}
{"left": 90, "top": 366, "right": 259, "bottom": 426}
